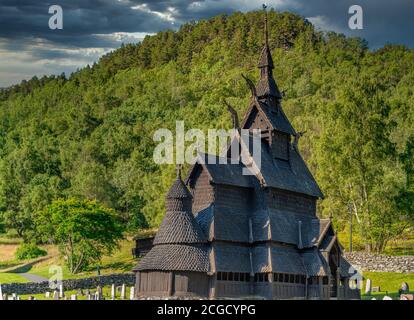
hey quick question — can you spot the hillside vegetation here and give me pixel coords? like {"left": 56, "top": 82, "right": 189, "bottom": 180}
{"left": 0, "top": 10, "right": 413, "bottom": 252}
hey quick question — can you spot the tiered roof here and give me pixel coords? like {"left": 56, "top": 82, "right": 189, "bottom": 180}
{"left": 134, "top": 170, "right": 209, "bottom": 272}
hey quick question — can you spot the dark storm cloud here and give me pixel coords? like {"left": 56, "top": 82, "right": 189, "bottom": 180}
{"left": 1, "top": 0, "right": 412, "bottom": 49}
{"left": 287, "top": 0, "right": 414, "bottom": 48}
{"left": 0, "top": 0, "right": 413, "bottom": 87}
{"left": 0, "top": 0, "right": 173, "bottom": 47}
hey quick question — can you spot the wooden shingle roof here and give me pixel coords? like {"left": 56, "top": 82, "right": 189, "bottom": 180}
{"left": 257, "top": 142, "right": 324, "bottom": 198}
{"left": 153, "top": 210, "right": 207, "bottom": 245}
{"left": 186, "top": 153, "right": 254, "bottom": 189}
{"left": 133, "top": 244, "right": 210, "bottom": 272}
{"left": 251, "top": 209, "right": 320, "bottom": 247}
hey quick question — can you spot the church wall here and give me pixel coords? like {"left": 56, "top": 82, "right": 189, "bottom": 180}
{"left": 214, "top": 184, "right": 251, "bottom": 210}
{"left": 216, "top": 281, "right": 251, "bottom": 297}
{"left": 266, "top": 188, "right": 316, "bottom": 216}
{"left": 137, "top": 271, "right": 209, "bottom": 298}
{"left": 190, "top": 167, "right": 215, "bottom": 214}
{"left": 136, "top": 271, "right": 170, "bottom": 296}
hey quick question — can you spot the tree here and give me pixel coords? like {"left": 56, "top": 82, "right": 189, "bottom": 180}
{"left": 314, "top": 75, "right": 412, "bottom": 252}
{"left": 35, "top": 198, "right": 124, "bottom": 274}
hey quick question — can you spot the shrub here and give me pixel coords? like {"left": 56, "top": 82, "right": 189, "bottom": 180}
{"left": 15, "top": 243, "right": 47, "bottom": 260}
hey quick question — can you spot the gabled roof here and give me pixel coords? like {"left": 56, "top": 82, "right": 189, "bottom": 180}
{"left": 185, "top": 153, "right": 254, "bottom": 188}
{"left": 258, "top": 142, "right": 324, "bottom": 198}
{"left": 241, "top": 101, "right": 296, "bottom": 136}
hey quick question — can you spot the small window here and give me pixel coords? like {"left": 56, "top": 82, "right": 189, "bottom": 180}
{"left": 323, "top": 277, "right": 329, "bottom": 285}
{"left": 244, "top": 273, "right": 250, "bottom": 282}
{"left": 223, "top": 272, "right": 228, "bottom": 281}
{"left": 217, "top": 272, "right": 222, "bottom": 281}
{"left": 278, "top": 274, "right": 284, "bottom": 282}
{"left": 234, "top": 273, "right": 239, "bottom": 281}
{"left": 228, "top": 273, "right": 233, "bottom": 281}
{"left": 295, "top": 275, "right": 300, "bottom": 283}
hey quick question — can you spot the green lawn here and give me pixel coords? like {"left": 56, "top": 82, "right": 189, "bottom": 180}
{"left": 361, "top": 271, "right": 414, "bottom": 300}
{"left": 25, "top": 240, "right": 136, "bottom": 281}
{"left": 0, "top": 272, "right": 29, "bottom": 284}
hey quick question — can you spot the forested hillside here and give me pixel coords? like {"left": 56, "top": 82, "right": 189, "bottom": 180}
{"left": 0, "top": 10, "right": 413, "bottom": 252}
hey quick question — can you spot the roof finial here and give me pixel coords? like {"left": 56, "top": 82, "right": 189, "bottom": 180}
{"left": 263, "top": 3, "right": 268, "bottom": 47}
{"left": 176, "top": 164, "right": 183, "bottom": 179}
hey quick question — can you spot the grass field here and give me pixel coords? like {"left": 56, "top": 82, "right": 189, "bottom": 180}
{"left": 361, "top": 271, "right": 414, "bottom": 300}
{"left": 0, "top": 272, "right": 29, "bottom": 283}
{"left": 0, "top": 239, "right": 136, "bottom": 284}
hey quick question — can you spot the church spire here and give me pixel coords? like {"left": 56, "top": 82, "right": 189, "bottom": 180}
{"left": 256, "top": 5, "right": 282, "bottom": 101}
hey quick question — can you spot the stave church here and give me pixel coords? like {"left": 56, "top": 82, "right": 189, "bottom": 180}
{"left": 133, "top": 8, "right": 360, "bottom": 300}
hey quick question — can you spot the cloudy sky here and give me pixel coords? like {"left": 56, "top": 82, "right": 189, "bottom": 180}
{"left": 0, "top": 0, "right": 413, "bottom": 87}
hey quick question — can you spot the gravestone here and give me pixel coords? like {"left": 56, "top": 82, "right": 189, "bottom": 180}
{"left": 3, "top": 293, "right": 8, "bottom": 300}
{"left": 45, "top": 291, "right": 51, "bottom": 298}
{"left": 59, "top": 284, "right": 64, "bottom": 298}
{"left": 28, "top": 296, "right": 35, "bottom": 301}
{"left": 111, "top": 284, "right": 116, "bottom": 300}
{"left": 399, "top": 282, "right": 409, "bottom": 294}
{"left": 77, "top": 289, "right": 84, "bottom": 296}
{"left": 86, "top": 294, "right": 91, "bottom": 300}
{"left": 97, "top": 285, "right": 103, "bottom": 300}
{"left": 400, "top": 294, "right": 413, "bottom": 300}
{"left": 383, "top": 296, "right": 392, "bottom": 300}
{"left": 372, "top": 286, "right": 381, "bottom": 292}
{"left": 129, "top": 286, "right": 135, "bottom": 300}
{"left": 120, "top": 284, "right": 126, "bottom": 299}
{"left": 364, "top": 279, "right": 372, "bottom": 295}
{"left": 53, "top": 290, "right": 59, "bottom": 300}
{"left": 71, "top": 294, "right": 77, "bottom": 300}
{"left": 85, "top": 289, "right": 90, "bottom": 296}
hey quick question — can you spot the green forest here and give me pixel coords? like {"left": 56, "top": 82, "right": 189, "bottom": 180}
{"left": 0, "top": 10, "right": 413, "bottom": 253}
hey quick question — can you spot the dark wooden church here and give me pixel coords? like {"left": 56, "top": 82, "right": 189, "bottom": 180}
{"left": 133, "top": 9, "right": 360, "bottom": 300}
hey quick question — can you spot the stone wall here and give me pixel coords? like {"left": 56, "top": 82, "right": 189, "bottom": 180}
{"left": 344, "top": 252, "right": 414, "bottom": 274}
{"left": 1, "top": 273, "right": 135, "bottom": 295}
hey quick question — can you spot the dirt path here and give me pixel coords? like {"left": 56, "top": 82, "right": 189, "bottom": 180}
{"left": 19, "top": 273, "right": 48, "bottom": 283}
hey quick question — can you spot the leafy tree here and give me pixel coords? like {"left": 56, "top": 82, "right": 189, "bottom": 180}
{"left": 35, "top": 199, "right": 124, "bottom": 274}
